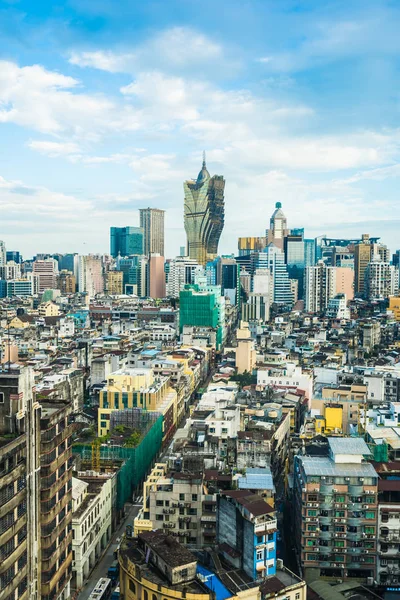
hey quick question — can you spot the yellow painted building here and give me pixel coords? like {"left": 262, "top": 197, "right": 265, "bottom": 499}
{"left": 389, "top": 296, "right": 400, "bottom": 322}
{"left": 98, "top": 368, "right": 177, "bottom": 441}
{"left": 106, "top": 270, "right": 123, "bottom": 295}
{"left": 314, "top": 405, "right": 343, "bottom": 435}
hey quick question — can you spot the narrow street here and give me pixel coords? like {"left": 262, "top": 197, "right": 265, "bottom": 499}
{"left": 77, "top": 503, "right": 141, "bottom": 600}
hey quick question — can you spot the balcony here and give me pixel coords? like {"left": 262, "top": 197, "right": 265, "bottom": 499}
{"left": 0, "top": 513, "right": 27, "bottom": 547}
{"left": 0, "top": 564, "right": 27, "bottom": 600}
{"left": 41, "top": 491, "right": 71, "bottom": 525}
{"left": 40, "top": 448, "right": 72, "bottom": 477}
{"left": 41, "top": 552, "right": 72, "bottom": 597}
{"left": 320, "top": 484, "right": 333, "bottom": 494}
{"left": 0, "top": 538, "right": 27, "bottom": 574}
{"left": 255, "top": 519, "right": 277, "bottom": 533}
{"left": 319, "top": 530, "right": 333, "bottom": 540}
{"left": 0, "top": 461, "right": 25, "bottom": 489}
{"left": 347, "top": 517, "right": 361, "bottom": 527}
{"left": 41, "top": 424, "right": 73, "bottom": 453}
{"left": 0, "top": 488, "right": 26, "bottom": 520}
{"left": 41, "top": 467, "right": 71, "bottom": 502}
{"left": 348, "top": 486, "right": 363, "bottom": 496}
{"left": 41, "top": 531, "right": 72, "bottom": 572}
{"left": 319, "top": 517, "right": 331, "bottom": 526}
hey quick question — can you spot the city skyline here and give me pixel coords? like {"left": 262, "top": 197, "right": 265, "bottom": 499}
{"left": 1, "top": 1, "right": 400, "bottom": 256}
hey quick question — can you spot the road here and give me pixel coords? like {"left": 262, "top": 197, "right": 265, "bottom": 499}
{"left": 77, "top": 503, "right": 141, "bottom": 600}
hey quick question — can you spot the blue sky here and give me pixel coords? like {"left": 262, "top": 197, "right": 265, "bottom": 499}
{"left": 1, "top": 0, "right": 400, "bottom": 258}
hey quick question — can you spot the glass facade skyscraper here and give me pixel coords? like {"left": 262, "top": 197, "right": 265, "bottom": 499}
{"left": 184, "top": 156, "right": 225, "bottom": 266}
{"left": 110, "top": 227, "right": 144, "bottom": 258}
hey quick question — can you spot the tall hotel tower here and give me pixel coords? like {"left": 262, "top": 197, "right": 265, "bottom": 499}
{"left": 184, "top": 154, "right": 225, "bottom": 266}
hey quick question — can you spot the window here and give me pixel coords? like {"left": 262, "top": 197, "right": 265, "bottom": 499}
{"left": 336, "top": 496, "right": 345, "bottom": 503}
{"left": 192, "top": 494, "right": 198, "bottom": 501}
{"left": 306, "top": 540, "right": 316, "bottom": 547}
{"left": 156, "top": 500, "right": 164, "bottom": 507}
{"left": 335, "top": 511, "right": 345, "bottom": 518}
{"left": 156, "top": 514, "right": 163, "bottom": 521}
{"left": 295, "top": 595, "right": 300, "bottom": 600}
{"left": 188, "top": 508, "right": 197, "bottom": 516}
{"left": 181, "top": 568, "right": 188, "bottom": 578}
{"left": 221, "top": 428, "right": 228, "bottom": 434}
{"left": 307, "top": 525, "right": 317, "bottom": 532}
{"left": 257, "top": 535, "right": 263, "bottom": 544}
{"left": 365, "top": 526, "right": 375, "bottom": 534}
{"left": 101, "top": 421, "right": 107, "bottom": 428}
{"left": 307, "top": 510, "right": 317, "bottom": 517}
{"left": 130, "top": 581, "right": 136, "bottom": 594}
{"left": 0, "top": 392, "right": 4, "bottom": 404}
{"left": 256, "top": 550, "right": 264, "bottom": 560}
{"left": 144, "top": 591, "right": 148, "bottom": 600}
{"left": 365, "top": 511, "right": 375, "bottom": 520}
{"left": 209, "top": 428, "right": 215, "bottom": 433}
{"left": 307, "top": 553, "right": 318, "bottom": 561}
{"left": 334, "top": 541, "right": 344, "bottom": 547}
{"left": 179, "top": 494, "right": 185, "bottom": 501}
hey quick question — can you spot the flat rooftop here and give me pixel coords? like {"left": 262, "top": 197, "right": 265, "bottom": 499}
{"left": 300, "top": 456, "right": 378, "bottom": 478}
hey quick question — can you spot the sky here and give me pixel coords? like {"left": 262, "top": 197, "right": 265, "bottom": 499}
{"left": 1, "top": 0, "right": 400, "bottom": 259}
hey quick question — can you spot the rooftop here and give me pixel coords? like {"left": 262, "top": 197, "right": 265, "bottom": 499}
{"left": 299, "top": 456, "right": 378, "bottom": 478}
{"left": 328, "top": 437, "right": 372, "bottom": 456}
{"left": 222, "top": 490, "right": 275, "bottom": 517}
{"left": 139, "top": 530, "right": 197, "bottom": 569}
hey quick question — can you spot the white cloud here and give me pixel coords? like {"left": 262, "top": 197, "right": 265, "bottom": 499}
{"left": 27, "top": 140, "right": 81, "bottom": 157}
{"left": 69, "top": 50, "right": 135, "bottom": 73}
{"left": 0, "top": 60, "right": 116, "bottom": 135}
{"left": 68, "top": 26, "right": 225, "bottom": 74}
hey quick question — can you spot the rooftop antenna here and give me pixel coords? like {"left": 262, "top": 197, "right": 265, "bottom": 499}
{"left": 202, "top": 150, "right": 206, "bottom": 168}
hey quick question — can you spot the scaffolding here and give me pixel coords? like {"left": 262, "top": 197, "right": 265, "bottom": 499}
{"left": 73, "top": 412, "right": 163, "bottom": 510}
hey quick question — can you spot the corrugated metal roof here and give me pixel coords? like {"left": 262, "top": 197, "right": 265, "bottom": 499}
{"left": 238, "top": 467, "right": 275, "bottom": 491}
{"left": 328, "top": 437, "right": 371, "bottom": 456}
{"left": 300, "top": 456, "right": 378, "bottom": 478}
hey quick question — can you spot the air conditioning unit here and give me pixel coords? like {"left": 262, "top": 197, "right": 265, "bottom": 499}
{"left": 345, "top": 477, "right": 350, "bottom": 481}
{"left": 334, "top": 519, "right": 338, "bottom": 523}
{"left": 322, "top": 476, "right": 326, "bottom": 480}
{"left": 335, "top": 534, "right": 339, "bottom": 537}
{"left": 363, "top": 505, "right": 369, "bottom": 509}
{"left": 359, "top": 478, "right": 364, "bottom": 482}
{"left": 333, "top": 489, "right": 338, "bottom": 492}
{"left": 366, "top": 490, "right": 370, "bottom": 494}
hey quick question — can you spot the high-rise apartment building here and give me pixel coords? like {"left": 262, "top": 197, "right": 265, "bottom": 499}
{"left": 33, "top": 258, "right": 58, "bottom": 293}
{"left": 0, "top": 261, "right": 21, "bottom": 281}
{"left": 365, "top": 260, "right": 392, "bottom": 300}
{"left": 263, "top": 244, "right": 293, "bottom": 307}
{"left": 117, "top": 256, "right": 148, "bottom": 297}
{"left": 0, "top": 240, "right": 6, "bottom": 266}
{"left": 149, "top": 254, "right": 166, "bottom": 299}
{"left": 57, "top": 270, "right": 76, "bottom": 294}
{"left": 179, "top": 285, "right": 222, "bottom": 347}
{"left": 105, "top": 271, "right": 123, "bottom": 295}
{"left": 39, "top": 401, "right": 74, "bottom": 599}
{"left": 293, "top": 438, "right": 378, "bottom": 584}
{"left": 139, "top": 208, "right": 165, "bottom": 257}
{"left": 110, "top": 226, "right": 144, "bottom": 258}
{"left": 305, "top": 263, "right": 337, "bottom": 313}
{"left": 353, "top": 234, "right": 388, "bottom": 296}
{"left": 166, "top": 256, "right": 201, "bottom": 298}
{"left": 184, "top": 156, "right": 225, "bottom": 266}
{"left": 78, "top": 255, "right": 104, "bottom": 297}
{"left": 0, "top": 366, "right": 74, "bottom": 600}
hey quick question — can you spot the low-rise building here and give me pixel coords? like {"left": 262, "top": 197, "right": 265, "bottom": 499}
{"left": 71, "top": 472, "right": 115, "bottom": 589}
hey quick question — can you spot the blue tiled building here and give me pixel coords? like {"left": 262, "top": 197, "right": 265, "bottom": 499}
{"left": 217, "top": 490, "right": 277, "bottom": 580}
